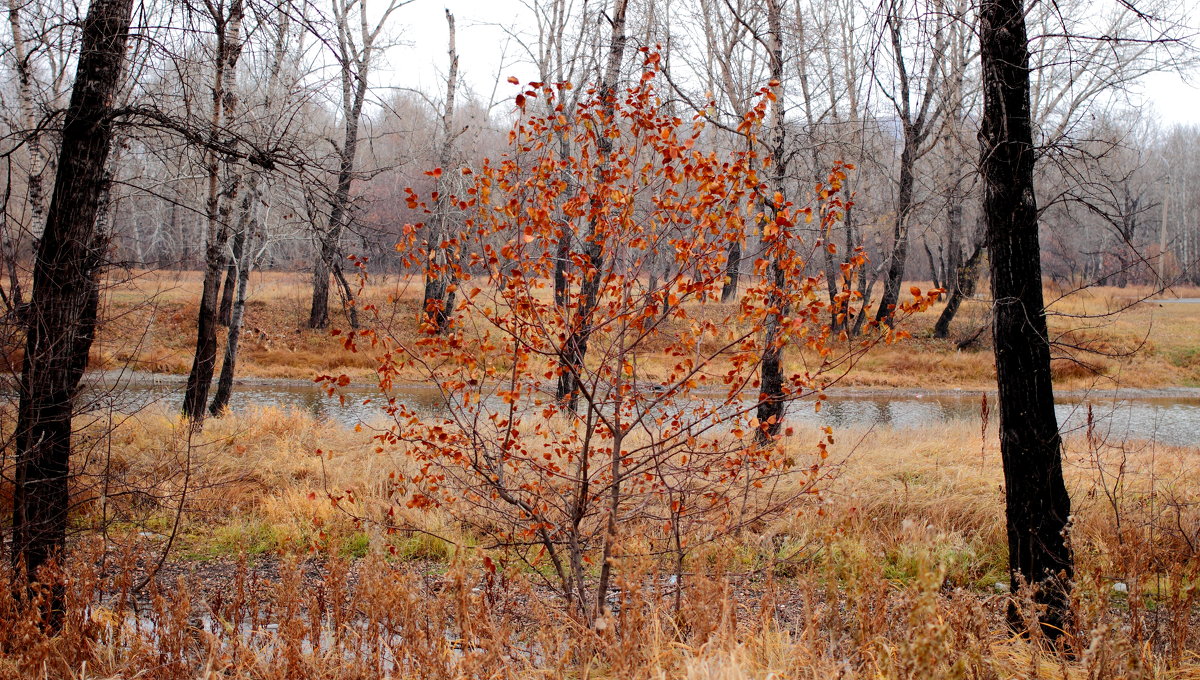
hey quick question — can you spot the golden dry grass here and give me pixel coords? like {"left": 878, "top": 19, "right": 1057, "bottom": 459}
{"left": 49, "top": 361, "right": 1198, "bottom": 573}
{"left": 2, "top": 405, "right": 1198, "bottom": 678}
{"left": 6, "top": 268, "right": 1191, "bottom": 389}
{"left": 77, "top": 402, "right": 1200, "bottom": 587}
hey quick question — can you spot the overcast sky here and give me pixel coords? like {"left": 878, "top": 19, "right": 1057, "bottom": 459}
{"left": 383, "top": 0, "right": 1200, "bottom": 127}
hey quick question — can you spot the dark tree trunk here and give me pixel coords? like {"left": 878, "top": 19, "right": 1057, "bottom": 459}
{"left": 585, "top": 0, "right": 631, "bottom": 621}
{"left": 210, "top": 181, "right": 259, "bottom": 415}
{"left": 183, "top": 249, "right": 225, "bottom": 420}
{"left": 935, "top": 187, "right": 966, "bottom": 326}
{"left": 217, "top": 229, "right": 244, "bottom": 326}
{"left": 820, "top": 202, "right": 849, "bottom": 333}
{"left": 874, "top": 140, "right": 915, "bottom": 325}
{"left": 308, "top": 10, "right": 370, "bottom": 330}
{"left": 210, "top": 247, "right": 252, "bottom": 415}
{"left": 309, "top": 241, "right": 333, "bottom": 328}
{"left": 11, "top": 0, "right": 133, "bottom": 601}
{"left": 552, "top": 119, "right": 574, "bottom": 309}
{"left": 182, "top": 0, "right": 244, "bottom": 423}
{"left": 755, "top": 257, "right": 786, "bottom": 444}
{"left": 933, "top": 241, "right": 983, "bottom": 339}
{"left": 309, "top": 179, "right": 359, "bottom": 331}
{"left": 923, "top": 238, "right": 941, "bottom": 293}
{"left": 2, "top": 234, "right": 22, "bottom": 314}
{"left": 555, "top": 0, "right": 628, "bottom": 411}
{"left": 979, "top": 0, "right": 1073, "bottom": 636}
{"left": 332, "top": 262, "right": 360, "bottom": 329}
{"left": 553, "top": 229, "right": 571, "bottom": 307}
{"left": 422, "top": 9, "right": 459, "bottom": 334}
{"left": 720, "top": 240, "right": 741, "bottom": 303}
{"left": 754, "top": 0, "right": 786, "bottom": 445}
{"left": 554, "top": 245, "right": 601, "bottom": 412}
{"left": 874, "top": 8, "right": 942, "bottom": 327}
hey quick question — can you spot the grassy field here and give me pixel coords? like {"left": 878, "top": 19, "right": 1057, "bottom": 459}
{"left": 0, "top": 402, "right": 1197, "bottom": 677}
{"left": 20, "top": 268, "right": 1198, "bottom": 390}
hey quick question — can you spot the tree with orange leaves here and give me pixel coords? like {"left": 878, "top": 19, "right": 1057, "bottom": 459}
{"left": 325, "top": 51, "right": 937, "bottom": 626}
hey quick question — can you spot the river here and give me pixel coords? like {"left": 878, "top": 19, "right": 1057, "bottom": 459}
{"left": 73, "top": 373, "right": 1200, "bottom": 447}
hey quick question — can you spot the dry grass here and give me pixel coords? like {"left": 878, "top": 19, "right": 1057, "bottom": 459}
{"left": 50, "top": 397, "right": 1200, "bottom": 575}
{"left": 81, "top": 269, "right": 411, "bottom": 381}
{"left": 1, "top": 404, "right": 1196, "bottom": 677}
{"left": 6, "top": 269, "right": 1193, "bottom": 389}
{"left": 840, "top": 279, "right": 1200, "bottom": 389}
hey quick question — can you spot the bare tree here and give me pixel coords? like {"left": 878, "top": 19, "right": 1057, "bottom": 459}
{"left": 1, "top": 0, "right": 77, "bottom": 313}
{"left": 307, "top": 0, "right": 409, "bottom": 329}
{"left": 210, "top": 3, "right": 300, "bottom": 414}
{"left": 420, "top": 9, "right": 460, "bottom": 333}
{"left": 554, "top": 0, "right": 630, "bottom": 410}
{"left": 508, "top": 0, "right": 603, "bottom": 308}
{"left": 871, "top": 0, "right": 947, "bottom": 326}
{"left": 181, "top": 0, "right": 248, "bottom": 422}
{"left": 693, "top": 0, "right": 763, "bottom": 302}
{"left": 930, "top": 0, "right": 982, "bottom": 338}
{"left": 5, "top": 0, "right": 48, "bottom": 279}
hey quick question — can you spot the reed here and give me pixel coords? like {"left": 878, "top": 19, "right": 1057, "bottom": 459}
{"left": 2, "top": 404, "right": 1197, "bottom": 677}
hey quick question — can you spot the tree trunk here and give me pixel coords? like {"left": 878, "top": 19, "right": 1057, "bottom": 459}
{"left": 422, "top": 9, "right": 459, "bottom": 333}
{"left": 555, "top": 0, "right": 628, "bottom": 410}
{"left": 552, "top": 114, "right": 574, "bottom": 309}
{"left": 720, "top": 240, "right": 741, "bottom": 303}
{"left": 209, "top": 7, "right": 289, "bottom": 414}
{"left": 210, "top": 249, "right": 252, "bottom": 415}
{"left": 553, "top": 230, "right": 571, "bottom": 307}
{"left": 182, "top": 0, "right": 245, "bottom": 423}
{"left": 332, "top": 262, "right": 360, "bottom": 329}
{"left": 8, "top": 0, "right": 49, "bottom": 241}
{"left": 820, "top": 231, "right": 843, "bottom": 332}
{"left": 754, "top": 0, "right": 787, "bottom": 445}
{"left": 933, "top": 241, "right": 983, "bottom": 339}
{"left": 183, "top": 246, "right": 227, "bottom": 420}
{"left": 308, "top": 0, "right": 373, "bottom": 330}
{"left": 308, "top": 176, "right": 359, "bottom": 331}
{"left": 874, "top": 140, "right": 915, "bottom": 324}
{"left": 874, "top": 8, "right": 943, "bottom": 326}
{"left": 210, "top": 180, "right": 260, "bottom": 415}
{"left": 979, "top": 0, "right": 1073, "bottom": 637}
{"left": 923, "top": 238, "right": 941, "bottom": 293}
{"left": 11, "top": 0, "right": 134, "bottom": 605}
{"left": 4, "top": 0, "right": 49, "bottom": 313}
{"left": 309, "top": 245, "right": 333, "bottom": 328}
{"left": 565, "top": 0, "right": 630, "bottom": 622}
{"left": 217, "top": 229, "right": 244, "bottom": 326}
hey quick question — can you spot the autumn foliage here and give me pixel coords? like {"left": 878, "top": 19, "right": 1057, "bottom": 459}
{"left": 323, "top": 51, "right": 938, "bottom": 622}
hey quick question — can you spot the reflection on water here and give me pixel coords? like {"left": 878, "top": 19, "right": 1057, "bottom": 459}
{"left": 792, "top": 393, "right": 1200, "bottom": 447}
{"left": 100, "top": 379, "right": 1200, "bottom": 447}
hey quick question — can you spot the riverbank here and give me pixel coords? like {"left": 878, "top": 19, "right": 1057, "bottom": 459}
{"left": 5, "top": 269, "right": 1197, "bottom": 391}
{"left": 27, "top": 369, "right": 1199, "bottom": 447}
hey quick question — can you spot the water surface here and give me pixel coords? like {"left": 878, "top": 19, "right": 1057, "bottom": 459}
{"left": 78, "top": 374, "right": 1200, "bottom": 447}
